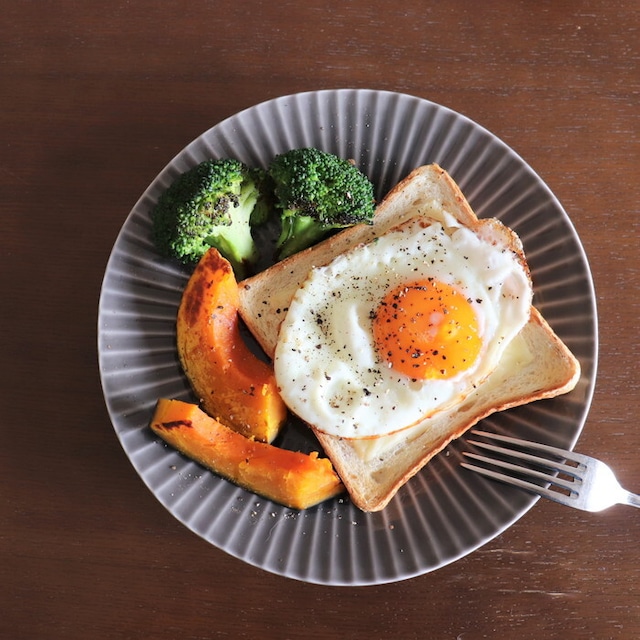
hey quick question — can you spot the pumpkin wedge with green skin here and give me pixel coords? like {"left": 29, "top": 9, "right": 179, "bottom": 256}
{"left": 176, "top": 247, "right": 287, "bottom": 443}
{"left": 151, "top": 399, "right": 344, "bottom": 509}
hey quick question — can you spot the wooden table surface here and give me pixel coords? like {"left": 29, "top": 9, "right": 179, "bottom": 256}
{"left": 3, "top": 1, "right": 639, "bottom": 638}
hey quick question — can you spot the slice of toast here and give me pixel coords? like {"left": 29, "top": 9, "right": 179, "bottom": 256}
{"left": 237, "top": 164, "right": 581, "bottom": 511}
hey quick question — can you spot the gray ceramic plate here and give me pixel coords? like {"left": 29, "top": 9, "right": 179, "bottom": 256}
{"left": 98, "top": 89, "right": 597, "bottom": 585}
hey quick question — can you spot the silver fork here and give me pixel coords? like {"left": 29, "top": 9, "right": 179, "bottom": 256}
{"left": 461, "top": 429, "right": 640, "bottom": 512}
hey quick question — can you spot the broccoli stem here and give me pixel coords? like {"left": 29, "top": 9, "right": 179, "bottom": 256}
{"left": 277, "top": 214, "right": 333, "bottom": 260}
{"left": 204, "top": 180, "right": 262, "bottom": 279}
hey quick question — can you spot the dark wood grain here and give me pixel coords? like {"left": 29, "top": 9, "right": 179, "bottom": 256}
{"left": 2, "top": 1, "right": 639, "bottom": 639}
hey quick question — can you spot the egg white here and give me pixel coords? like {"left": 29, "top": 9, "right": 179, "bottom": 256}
{"left": 273, "top": 215, "right": 532, "bottom": 439}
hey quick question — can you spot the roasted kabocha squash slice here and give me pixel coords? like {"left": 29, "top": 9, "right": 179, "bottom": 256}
{"left": 176, "top": 248, "right": 287, "bottom": 443}
{"left": 150, "top": 399, "right": 344, "bottom": 509}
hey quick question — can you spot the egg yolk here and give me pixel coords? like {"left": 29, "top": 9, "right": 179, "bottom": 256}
{"left": 372, "top": 279, "right": 482, "bottom": 380}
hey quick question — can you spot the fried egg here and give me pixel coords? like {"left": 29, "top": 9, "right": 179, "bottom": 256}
{"left": 273, "top": 214, "right": 532, "bottom": 439}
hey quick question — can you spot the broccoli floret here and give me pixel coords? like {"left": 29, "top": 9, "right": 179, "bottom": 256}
{"left": 268, "top": 148, "right": 375, "bottom": 260}
{"left": 151, "top": 158, "right": 269, "bottom": 278}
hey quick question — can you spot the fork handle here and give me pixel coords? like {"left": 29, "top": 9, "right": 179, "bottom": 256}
{"left": 624, "top": 492, "right": 640, "bottom": 508}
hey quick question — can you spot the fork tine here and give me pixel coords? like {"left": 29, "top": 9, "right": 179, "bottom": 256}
{"left": 466, "top": 440, "right": 583, "bottom": 479}
{"left": 462, "top": 451, "right": 578, "bottom": 493}
{"left": 460, "top": 460, "right": 576, "bottom": 505}
{"left": 471, "top": 429, "right": 588, "bottom": 466}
